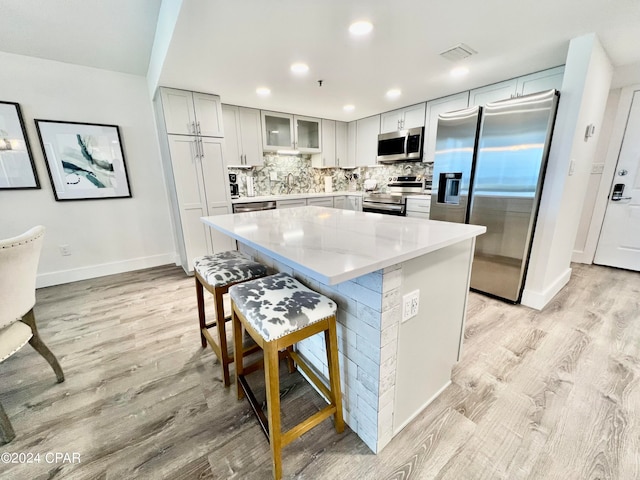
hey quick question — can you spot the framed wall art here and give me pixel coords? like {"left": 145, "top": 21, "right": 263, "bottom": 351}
{"left": 0, "top": 101, "right": 39, "bottom": 189}
{"left": 34, "top": 120, "right": 131, "bottom": 201}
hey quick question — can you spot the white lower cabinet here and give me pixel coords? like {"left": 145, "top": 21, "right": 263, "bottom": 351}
{"left": 276, "top": 198, "right": 307, "bottom": 209}
{"left": 307, "top": 197, "right": 334, "bottom": 207}
{"left": 406, "top": 197, "right": 431, "bottom": 218}
{"left": 166, "top": 135, "right": 234, "bottom": 272}
{"left": 333, "top": 196, "right": 346, "bottom": 209}
{"left": 346, "top": 195, "right": 362, "bottom": 211}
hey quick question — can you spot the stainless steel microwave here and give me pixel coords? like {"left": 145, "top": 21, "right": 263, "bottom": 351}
{"left": 377, "top": 126, "right": 424, "bottom": 163}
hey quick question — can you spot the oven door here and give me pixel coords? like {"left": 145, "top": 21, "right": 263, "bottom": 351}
{"left": 362, "top": 202, "right": 406, "bottom": 216}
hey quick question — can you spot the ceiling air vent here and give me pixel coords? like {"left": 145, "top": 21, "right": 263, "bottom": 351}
{"left": 439, "top": 43, "right": 477, "bottom": 62}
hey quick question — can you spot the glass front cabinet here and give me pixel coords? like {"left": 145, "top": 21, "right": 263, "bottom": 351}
{"left": 261, "top": 111, "right": 321, "bottom": 153}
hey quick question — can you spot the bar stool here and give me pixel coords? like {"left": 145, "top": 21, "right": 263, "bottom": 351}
{"left": 193, "top": 251, "right": 267, "bottom": 386}
{"left": 229, "top": 272, "right": 344, "bottom": 480}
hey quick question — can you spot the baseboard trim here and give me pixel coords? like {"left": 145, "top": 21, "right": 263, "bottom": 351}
{"left": 392, "top": 380, "right": 452, "bottom": 438}
{"left": 571, "top": 249, "right": 593, "bottom": 265}
{"left": 521, "top": 267, "right": 572, "bottom": 310}
{"left": 36, "top": 253, "right": 176, "bottom": 288}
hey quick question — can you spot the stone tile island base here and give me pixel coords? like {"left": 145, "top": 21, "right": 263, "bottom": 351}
{"left": 238, "top": 238, "right": 475, "bottom": 453}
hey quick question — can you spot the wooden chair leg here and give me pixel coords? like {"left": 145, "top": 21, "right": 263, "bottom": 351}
{"left": 232, "top": 305, "right": 245, "bottom": 400}
{"left": 325, "top": 318, "right": 344, "bottom": 433}
{"left": 21, "top": 309, "right": 64, "bottom": 383}
{"left": 285, "top": 346, "right": 295, "bottom": 373}
{"left": 195, "top": 276, "right": 207, "bottom": 348}
{"left": 0, "top": 401, "right": 16, "bottom": 444}
{"left": 215, "top": 287, "right": 231, "bottom": 387}
{"left": 264, "top": 342, "right": 283, "bottom": 480}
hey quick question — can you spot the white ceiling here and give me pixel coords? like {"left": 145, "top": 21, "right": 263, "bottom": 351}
{"left": 2, "top": 0, "right": 639, "bottom": 122}
{"left": 0, "top": 0, "right": 161, "bottom": 75}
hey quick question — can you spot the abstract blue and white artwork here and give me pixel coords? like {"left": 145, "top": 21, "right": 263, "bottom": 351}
{"left": 35, "top": 120, "right": 131, "bottom": 200}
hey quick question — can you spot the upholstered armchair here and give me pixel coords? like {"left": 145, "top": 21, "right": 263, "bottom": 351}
{"left": 0, "top": 226, "right": 64, "bottom": 444}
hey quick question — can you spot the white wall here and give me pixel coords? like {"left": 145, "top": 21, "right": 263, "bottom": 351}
{"left": 572, "top": 89, "right": 620, "bottom": 263}
{"left": 522, "top": 33, "right": 613, "bottom": 309}
{"left": 0, "top": 51, "right": 176, "bottom": 287}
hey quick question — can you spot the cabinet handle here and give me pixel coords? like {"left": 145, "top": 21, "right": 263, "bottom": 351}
{"left": 193, "top": 139, "right": 199, "bottom": 159}
{"left": 197, "top": 121, "right": 201, "bottom": 134}
{"left": 191, "top": 121, "right": 196, "bottom": 134}
{"left": 200, "top": 138, "right": 204, "bottom": 158}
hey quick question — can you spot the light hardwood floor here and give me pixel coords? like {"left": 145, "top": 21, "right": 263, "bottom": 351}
{"left": 0, "top": 263, "right": 638, "bottom": 479}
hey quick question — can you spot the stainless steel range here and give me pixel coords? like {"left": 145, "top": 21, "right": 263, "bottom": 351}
{"left": 362, "top": 175, "right": 426, "bottom": 215}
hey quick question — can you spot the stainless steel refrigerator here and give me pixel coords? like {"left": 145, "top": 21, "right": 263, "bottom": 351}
{"left": 430, "top": 89, "right": 560, "bottom": 303}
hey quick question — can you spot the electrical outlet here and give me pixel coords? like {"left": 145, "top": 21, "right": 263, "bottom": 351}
{"left": 591, "top": 163, "right": 605, "bottom": 174}
{"left": 59, "top": 244, "right": 71, "bottom": 256}
{"left": 569, "top": 159, "right": 576, "bottom": 176}
{"left": 269, "top": 172, "right": 278, "bottom": 181}
{"left": 401, "top": 290, "right": 420, "bottom": 323}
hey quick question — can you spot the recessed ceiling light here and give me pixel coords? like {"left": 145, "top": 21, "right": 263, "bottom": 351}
{"left": 349, "top": 20, "right": 373, "bottom": 36}
{"left": 343, "top": 104, "right": 355, "bottom": 112}
{"left": 451, "top": 66, "right": 469, "bottom": 77}
{"left": 386, "top": 89, "right": 401, "bottom": 99}
{"left": 290, "top": 63, "right": 309, "bottom": 74}
{"left": 256, "top": 87, "right": 271, "bottom": 96}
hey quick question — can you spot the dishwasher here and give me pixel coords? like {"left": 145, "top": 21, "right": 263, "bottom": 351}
{"left": 232, "top": 201, "right": 276, "bottom": 213}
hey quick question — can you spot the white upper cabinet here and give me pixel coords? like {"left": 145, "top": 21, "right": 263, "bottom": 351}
{"left": 470, "top": 66, "right": 565, "bottom": 106}
{"left": 312, "top": 119, "right": 336, "bottom": 167}
{"left": 345, "top": 121, "right": 357, "bottom": 167}
{"left": 160, "top": 87, "right": 223, "bottom": 137}
{"left": 356, "top": 115, "right": 381, "bottom": 166}
{"left": 222, "top": 105, "right": 263, "bottom": 166}
{"left": 380, "top": 103, "right": 426, "bottom": 133}
{"left": 335, "top": 121, "right": 348, "bottom": 167}
{"left": 518, "top": 66, "right": 565, "bottom": 95}
{"left": 296, "top": 115, "right": 322, "bottom": 153}
{"left": 311, "top": 120, "right": 348, "bottom": 168}
{"left": 261, "top": 111, "right": 321, "bottom": 153}
{"left": 262, "top": 111, "right": 294, "bottom": 150}
{"left": 423, "top": 92, "right": 470, "bottom": 163}
{"left": 469, "top": 79, "right": 519, "bottom": 107}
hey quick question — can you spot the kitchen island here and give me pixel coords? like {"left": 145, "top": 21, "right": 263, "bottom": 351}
{"left": 202, "top": 207, "right": 485, "bottom": 453}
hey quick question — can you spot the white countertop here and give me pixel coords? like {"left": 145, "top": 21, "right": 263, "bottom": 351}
{"left": 202, "top": 206, "right": 485, "bottom": 285}
{"left": 232, "top": 191, "right": 362, "bottom": 204}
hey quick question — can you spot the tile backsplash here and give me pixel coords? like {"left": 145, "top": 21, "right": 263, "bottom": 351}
{"left": 229, "top": 155, "right": 433, "bottom": 197}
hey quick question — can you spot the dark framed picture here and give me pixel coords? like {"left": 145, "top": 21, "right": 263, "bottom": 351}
{"left": 34, "top": 119, "right": 132, "bottom": 201}
{"left": 0, "top": 101, "right": 39, "bottom": 189}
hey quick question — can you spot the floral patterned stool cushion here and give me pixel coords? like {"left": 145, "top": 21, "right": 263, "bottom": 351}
{"left": 193, "top": 251, "right": 267, "bottom": 288}
{"left": 229, "top": 272, "right": 337, "bottom": 342}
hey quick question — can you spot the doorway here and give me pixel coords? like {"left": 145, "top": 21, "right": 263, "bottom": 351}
{"left": 594, "top": 89, "right": 640, "bottom": 271}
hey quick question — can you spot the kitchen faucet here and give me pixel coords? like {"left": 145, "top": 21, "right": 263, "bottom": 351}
{"left": 286, "top": 173, "right": 294, "bottom": 193}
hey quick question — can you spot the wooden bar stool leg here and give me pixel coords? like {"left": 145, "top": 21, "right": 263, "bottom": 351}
{"left": 264, "top": 342, "right": 283, "bottom": 480}
{"left": 232, "top": 305, "right": 245, "bottom": 400}
{"left": 195, "top": 276, "right": 206, "bottom": 348}
{"left": 285, "top": 346, "right": 295, "bottom": 373}
{"left": 215, "top": 287, "right": 231, "bottom": 387}
{"left": 325, "top": 318, "right": 345, "bottom": 433}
